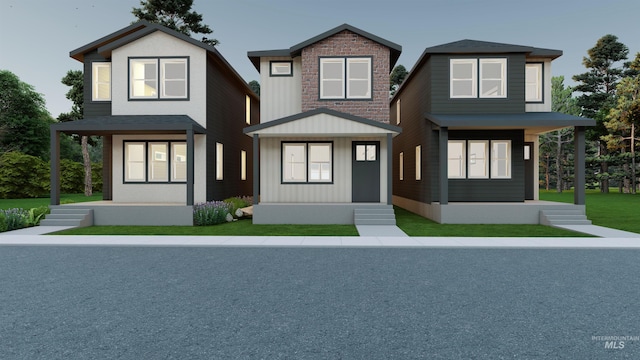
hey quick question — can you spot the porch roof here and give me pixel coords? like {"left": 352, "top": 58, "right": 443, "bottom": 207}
{"left": 243, "top": 108, "right": 402, "bottom": 138}
{"left": 51, "top": 115, "right": 206, "bottom": 136}
{"left": 425, "top": 112, "right": 595, "bottom": 134}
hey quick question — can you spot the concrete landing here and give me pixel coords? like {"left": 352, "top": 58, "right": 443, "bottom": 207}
{"left": 554, "top": 224, "right": 640, "bottom": 238}
{"left": 356, "top": 225, "right": 408, "bottom": 237}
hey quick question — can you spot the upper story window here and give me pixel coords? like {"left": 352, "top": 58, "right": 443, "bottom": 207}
{"left": 450, "top": 58, "right": 506, "bottom": 99}
{"left": 320, "top": 57, "right": 372, "bottom": 100}
{"left": 270, "top": 61, "right": 293, "bottom": 76}
{"left": 129, "top": 57, "right": 188, "bottom": 100}
{"left": 525, "top": 63, "right": 543, "bottom": 102}
{"left": 245, "top": 95, "right": 251, "bottom": 125}
{"left": 92, "top": 62, "right": 111, "bottom": 101}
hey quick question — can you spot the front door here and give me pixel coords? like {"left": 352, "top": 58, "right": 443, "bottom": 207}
{"left": 352, "top": 142, "right": 380, "bottom": 202}
{"left": 524, "top": 142, "right": 534, "bottom": 200}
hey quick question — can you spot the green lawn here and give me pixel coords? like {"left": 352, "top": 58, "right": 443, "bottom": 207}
{"left": 540, "top": 189, "right": 640, "bottom": 233}
{"left": 0, "top": 193, "right": 103, "bottom": 210}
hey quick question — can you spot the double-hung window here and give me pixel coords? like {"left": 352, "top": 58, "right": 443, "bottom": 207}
{"left": 525, "top": 63, "right": 543, "bottom": 102}
{"left": 320, "top": 57, "right": 371, "bottom": 99}
{"left": 124, "top": 141, "right": 187, "bottom": 183}
{"left": 450, "top": 58, "right": 506, "bottom": 98}
{"left": 92, "top": 62, "right": 111, "bottom": 101}
{"left": 283, "top": 142, "right": 332, "bottom": 183}
{"left": 129, "top": 57, "right": 188, "bottom": 99}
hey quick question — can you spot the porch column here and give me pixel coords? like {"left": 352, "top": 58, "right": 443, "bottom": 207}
{"left": 574, "top": 126, "right": 586, "bottom": 205}
{"left": 186, "top": 129, "right": 194, "bottom": 206}
{"left": 387, "top": 133, "right": 393, "bottom": 205}
{"left": 253, "top": 134, "right": 259, "bottom": 205}
{"left": 439, "top": 127, "right": 449, "bottom": 205}
{"left": 50, "top": 129, "right": 61, "bottom": 205}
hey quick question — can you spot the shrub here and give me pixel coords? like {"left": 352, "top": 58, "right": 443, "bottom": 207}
{"left": 2, "top": 208, "right": 29, "bottom": 231}
{"left": 193, "top": 201, "right": 233, "bottom": 226}
{"left": 0, "top": 212, "right": 7, "bottom": 232}
{"left": 0, "top": 151, "right": 49, "bottom": 198}
{"left": 27, "top": 206, "right": 50, "bottom": 226}
{"left": 60, "top": 159, "right": 84, "bottom": 193}
{"left": 92, "top": 162, "right": 103, "bottom": 193}
{"left": 223, "top": 196, "right": 252, "bottom": 217}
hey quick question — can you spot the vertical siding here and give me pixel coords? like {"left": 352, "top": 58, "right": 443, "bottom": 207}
{"left": 448, "top": 130, "right": 525, "bottom": 202}
{"left": 260, "top": 57, "right": 302, "bottom": 122}
{"left": 430, "top": 54, "right": 526, "bottom": 114}
{"left": 206, "top": 54, "right": 256, "bottom": 201}
{"left": 392, "top": 58, "right": 433, "bottom": 204}
{"left": 83, "top": 51, "right": 112, "bottom": 117}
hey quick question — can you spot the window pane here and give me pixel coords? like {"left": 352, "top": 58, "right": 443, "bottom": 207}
{"left": 241, "top": 150, "right": 247, "bottom": 180}
{"left": 161, "top": 59, "right": 187, "bottom": 98}
{"left": 348, "top": 80, "right": 370, "bottom": 98}
{"left": 322, "top": 60, "right": 343, "bottom": 79}
{"left": 399, "top": 152, "right": 404, "bottom": 180}
{"left": 309, "top": 143, "right": 331, "bottom": 182}
{"left": 245, "top": 95, "right": 251, "bottom": 125}
{"left": 172, "top": 143, "right": 187, "bottom": 182}
{"left": 468, "top": 141, "right": 488, "bottom": 178}
{"left": 480, "top": 59, "right": 506, "bottom": 98}
{"left": 271, "top": 62, "right": 291, "bottom": 76}
{"left": 450, "top": 60, "right": 476, "bottom": 98}
{"left": 321, "top": 58, "right": 344, "bottom": 99}
{"left": 415, "top": 145, "right": 421, "bottom": 180}
{"left": 366, "top": 145, "right": 376, "bottom": 161}
{"left": 216, "top": 143, "right": 223, "bottom": 180}
{"left": 322, "top": 81, "right": 343, "bottom": 98}
{"left": 491, "top": 141, "right": 511, "bottom": 178}
{"left": 525, "top": 63, "right": 542, "bottom": 102}
{"left": 149, "top": 143, "right": 168, "bottom": 182}
{"left": 131, "top": 59, "right": 158, "bottom": 98}
{"left": 356, "top": 145, "right": 366, "bottom": 161}
{"left": 92, "top": 63, "right": 111, "bottom": 101}
{"left": 452, "top": 62, "right": 473, "bottom": 79}
{"left": 448, "top": 141, "right": 466, "bottom": 178}
{"left": 125, "top": 143, "right": 145, "bottom": 181}
{"left": 283, "top": 144, "right": 306, "bottom": 182}
{"left": 452, "top": 80, "right": 474, "bottom": 97}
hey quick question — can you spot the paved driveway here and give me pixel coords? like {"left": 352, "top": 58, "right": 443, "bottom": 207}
{"left": 1, "top": 246, "right": 638, "bottom": 359}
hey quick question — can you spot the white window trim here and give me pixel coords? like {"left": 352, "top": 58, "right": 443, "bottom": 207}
{"left": 346, "top": 58, "right": 372, "bottom": 99}
{"left": 320, "top": 57, "right": 372, "bottom": 100}
{"left": 171, "top": 143, "right": 187, "bottom": 182}
{"left": 525, "top": 63, "right": 543, "bottom": 102}
{"left": 125, "top": 142, "right": 146, "bottom": 182}
{"left": 479, "top": 58, "right": 507, "bottom": 98}
{"left": 240, "top": 150, "right": 247, "bottom": 181}
{"left": 450, "top": 59, "right": 477, "bottom": 98}
{"left": 320, "top": 58, "right": 345, "bottom": 99}
{"left": 148, "top": 142, "right": 169, "bottom": 182}
{"left": 399, "top": 152, "right": 404, "bottom": 181}
{"left": 282, "top": 142, "right": 333, "bottom": 183}
{"left": 124, "top": 141, "right": 187, "bottom": 183}
{"left": 447, "top": 140, "right": 467, "bottom": 179}
{"left": 92, "top": 62, "right": 111, "bottom": 101}
{"left": 160, "top": 58, "right": 188, "bottom": 99}
{"left": 491, "top": 140, "right": 512, "bottom": 179}
{"left": 270, "top": 61, "right": 293, "bottom": 76}
{"left": 467, "top": 140, "right": 489, "bottom": 179}
{"left": 245, "top": 95, "right": 251, "bottom": 125}
{"left": 396, "top": 99, "right": 401, "bottom": 125}
{"left": 415, "top": 145, "right": 422, "bottom": 181}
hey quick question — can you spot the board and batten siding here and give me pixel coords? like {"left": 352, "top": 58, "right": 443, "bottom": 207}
{"left": 110, "top": 31, "right": 207, "bottom": 127}
{"left": 259, "top": 136, "right": 388, "bottom": 203}
{"left": 525, "top": 59, "right": 552, "bottom": 112}
{"left": 260, "top": 57, "right": 302, "bottom": 122}
{"left": 430, "top": 54, "right": 526, "bottom": 114}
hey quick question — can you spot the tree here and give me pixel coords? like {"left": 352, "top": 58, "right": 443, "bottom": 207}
{"left": 390, "top": 64, "right": 408, "bottom": 96}
{"left": 603, "top": 52, "right": 640, "bottom": 193}
{"left": 573, "top": 34, "right": 629, "bottom": 193}
{"left": 0, "top": 70, "right": 52, "bottom": 159}
{"left": 59, "top": 70, "right": 94, "bottom": 196}
{"left": 132, "top": 0, "right": 218, "bottom": 46}
{"left": 248, "top": 80, "right": 260, "bottom": 96}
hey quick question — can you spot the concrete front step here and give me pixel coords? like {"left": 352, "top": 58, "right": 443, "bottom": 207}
{"left": 540, "top": 210, "right": 592, "bottom": 226}
{"left": 40, "top": 208, "right": 93, "bottom": 228}
{"left": 354, "top": 207, "right": 396, "bottom": 225}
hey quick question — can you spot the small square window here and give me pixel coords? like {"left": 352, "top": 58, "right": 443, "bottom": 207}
{"left": 270, "top": 61, "right": 293, "bottom": 76}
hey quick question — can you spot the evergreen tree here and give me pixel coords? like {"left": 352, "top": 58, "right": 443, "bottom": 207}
{"left": 132, "top": 0, "right": 218, "bottom": 46}
{"left": 390, "top": 64, "right": 408, "bottom": 96}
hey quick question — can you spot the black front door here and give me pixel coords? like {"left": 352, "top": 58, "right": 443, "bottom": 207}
{"left": 352, "top": 142, "right": 380, "bottom": 202}
{"left": 524, "top": 142, "right": 534, "bottom": 200}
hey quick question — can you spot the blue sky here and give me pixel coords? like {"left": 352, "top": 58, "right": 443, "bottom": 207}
{"left": 1, "top": 0, "right": 638, "bottom": 117}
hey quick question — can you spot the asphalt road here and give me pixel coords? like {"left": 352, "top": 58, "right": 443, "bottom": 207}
{"left": 1, "top": 246, "right": 638, "bottom": 359}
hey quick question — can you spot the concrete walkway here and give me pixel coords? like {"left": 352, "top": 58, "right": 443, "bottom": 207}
{"left": 553, "top": 224, "right": 640, "bottom": 238}
{"left": 1, "top": 225, "right": 640, "bottom": 248}
{"left": 356, "top": 225, "right": 408, "bottom": 237}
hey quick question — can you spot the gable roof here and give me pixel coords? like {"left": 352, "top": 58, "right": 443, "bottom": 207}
{"left": 248, "top": 24, "right": 402, "bottom": 71}
{"left": 69, "top": 21, "right": 258, "bottom": 100}
{"left": 391, "top": 39, "right": 563, "bottom": 102}
{"left": 243, "top": 107, "right": 402, "bottom": 137}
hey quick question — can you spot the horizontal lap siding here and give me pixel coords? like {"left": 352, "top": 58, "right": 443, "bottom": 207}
{"left": 393, "top": 59, "right": 432, "bottom": 204}
{"left": 206, "top": 55, "right": 255, "bottom": 201}
{"left": 448, "top": 130, "right": 524, "bottom": 202}
{"left": 430, "top": 54, "right": 525, "bottom": 114}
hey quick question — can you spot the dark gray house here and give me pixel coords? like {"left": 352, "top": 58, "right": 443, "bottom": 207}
{"left": 391, "top": 40, "right": 595, "bottom": 224}
{"left": 47, "top": 21, "right": 258, "bottom": 226}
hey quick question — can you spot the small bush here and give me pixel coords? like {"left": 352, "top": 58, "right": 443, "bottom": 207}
{"left": 92, "top": 162, "right": 103, "bottom": 193}
{"left": 193, "top": 201, "right": 233, "bottom": 226}
{"left": 223, "top": 196, "right": 252, "bottom": 217}
{"left": 0, "top": 151, "right": 49, "bottom": 198}
{"left": 0, "top": 212, "right": 7, "bottom": 232}
{"left": 2, "top": 208, "right": 29, "bottom": 231}
{"left": 28, "top": 206, "right": 50, "bottom": 226}
{"left": 60, "top": 159, "right": 84, "bottom": 194}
